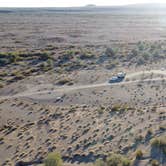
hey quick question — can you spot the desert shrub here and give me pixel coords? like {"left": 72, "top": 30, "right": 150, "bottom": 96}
{"left": 0, "top": 52, "right": 21, "bottom": 65}
{"left": 40, "top": 59, "right": 54, "bottom": 71}
{"left": 131, "top": 49, "right": 138, "bottom": 56}
{"left": 151, "top": 160, "right": 160, "bottom": 166}
{"left": 142, "top": 51, "right": 150, "bottom": 60}
{"left": 97, "top": 109, "right": 104, "bottom": 114}
{"left": 97, "top": 106, "right": 106, "bottom": 114}
{"left": 111, "top": 105, "right": 128, "bottom": 113}
{"left": 151, "top": 107, "right": 157, "bottom": 112}
{"left": 0, "top": 83, "right": 3, "bottom": 89}
{"left": 135, "top": 135, "right": 144, "bottom": 142}
{"left": 69, "top": 105, "right": 77, "bottom": 113}
{"left": 121, "top": 158, "right": 131, "bottom": 166}
{"left": 151, "top": 136, "right": 166, "bottom": 147}
{"left": 0, "top": 137, "right": 4, "bottom": 142}
{"left": 40, "top": 62, "right": 51, "bottom": 71}
{"left": 60, "top": 50, "right": 75, "bottom": 63}
{"left": 45, "top": 152, "right": 62, "bottom": 166}
{"left": 159, "top": 125, "right": 166, "bottom": 131}
{"left": 65, "top": 50, "right": 75, "bottom": 56}
{"left": 94, "top": 159, "right": 105, "bottom": 166}
{"left": 80, "top": 52, "right": 95, "bottom": 59}
{"left": 150, "top": 43, "right": 158, "bottom": 51}
{"left": 46, "top": 45, "right": 56, "bottom": 50}
{"left": 146, "top": 128, "right": 153, "bottom": 136}
{"left": 47, "top": 59, "right": 54, "bottom": 70}
{"left": 105, "top": 47, "right": 116, "bottom": 57}
{"left": 38, "top": 51, "right": 51, "bottom": 61}
{"left": 11, "top": 71, "right": 25, "bottom": 81}
{"left": 106, "top": 61, "right": 118, "bottom": 69}
{"left": 106, "top": 153, "right": 131, "bottom": 166}
{"left": 56, "top": 78, "right": 73, "bottom": 86}
{"left": 111, "top": 105, "right": 121, "bottom": 112}
{"left": 135, "top": 150, "right": 143, "bottom": 159}
{"left": 151, "top": 136, "right": 166, "bottom": 154}
{"left": 9, "top": 52, "right": 20, "bottom": 63}
{"left": 137, "top": 41, "right": 145, "bottom": 51}
{"left": 137, "top": 57, "right": 144, "bottom": 65}
{"left": 152, "top": 50, "right": 160, "bottom": 58}
{"left": 0, "top": 58, "right": 9, "bottom": 66}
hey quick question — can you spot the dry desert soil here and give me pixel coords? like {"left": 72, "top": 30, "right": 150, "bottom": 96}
{"left": 0, "top": 6, "right": 166, "bottom": 166}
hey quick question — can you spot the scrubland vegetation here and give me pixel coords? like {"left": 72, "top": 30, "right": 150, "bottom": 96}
{"left": 1, "top": 40, "right": 166, "bottom": 88}
{"left": 0, "top": 8, "right": 166, "bottom": 166}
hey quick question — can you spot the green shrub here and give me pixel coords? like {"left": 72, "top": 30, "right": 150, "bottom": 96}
{"left": 131, "top": 49, "right": 138, "bottom": 56}
{"left": 45, "top": 152, "right": 62, "bottom": 166}
{"left": 106, "top": 153, "right": 131, "bottom": 166}
{"left": 0, "top": 52, "right": 21, "bottom": 65}
{"left": 111, "top": 105, "right": 128, "bottom": 113}
{"left": 111, "top": 105, "right": 121, "bottom": 112}
{"left": 0, "top": 137, "right": 4, "bottom": 142}
{"left": 137, "top": 41, "right": 145, "bottom": 51}
{"left": 0, "top": 83, "right": 3, "bottom": 89}
{"left": 47, "top": 59, "right": 54, "bottom": 70}
{"left": 97, "top": 106, "right": 106, "bottom": 114}
{"left": 151, "top": 136, "right": 166, "bottom": 154}
{"left": 151, "top": 160, "right": 160, "bottom": 166}
{"left": 135, "top": 150, "right": 143, "bottom": 159}
{"left": 105, "top": 47, "right": 116, "bottom": 57}
{"left": 151, "top": 136, "right": 166, "bottom": 147}
{"left": 56, "top": 78, "right": 73, "bottom": 85}
{"left": 80, "top": 52, "right": 95, "bottom": 59}
{"left": 159, "top": 125, "right": 166, "bottom": 131}
{"left": 146, "top": 129, "right": 153, "bottom": 136}
{"left": 65, "top": 50, "right": 75, "bottom": 56}
{"left": 39, "top": 51, "right": 51, "bottom": 61}
{"left": 94, "top": 159, "right": 105, "bottom": 166}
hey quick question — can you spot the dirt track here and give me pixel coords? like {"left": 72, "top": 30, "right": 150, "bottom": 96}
{"left": 0, "top": 70, "right": 165, "bottom": 100}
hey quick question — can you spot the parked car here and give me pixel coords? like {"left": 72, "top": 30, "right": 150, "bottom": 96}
{"left": 109, "top": 76, "right": 119, "bottom": 83}
{"left": 55, "top": 96, "right": 63, "bottom": 102}
{"left": 109, "top": 72, "right": 126, "bottom": 83}
{"left": 117, "top": 72, "right": 126, "bottom": 78}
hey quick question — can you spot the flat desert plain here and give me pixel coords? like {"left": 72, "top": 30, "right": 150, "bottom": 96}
{"left": 0, "top": 7, "right": 166, "bottom": 166}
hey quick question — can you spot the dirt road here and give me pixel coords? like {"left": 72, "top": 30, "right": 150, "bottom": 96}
{"left": 0, "top": 70, "right": 165, "bottom": 100}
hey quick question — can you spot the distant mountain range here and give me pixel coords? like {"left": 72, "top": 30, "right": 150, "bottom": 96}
{"left": 1, "top": 3, "right": 166, "bottom": 13}
{"left": 83, "top": 3, "right": 166, "bottom": 8}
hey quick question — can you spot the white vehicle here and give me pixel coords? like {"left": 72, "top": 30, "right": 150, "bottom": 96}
{"left": 109, "top": 76, "right": 119, "bottom": 83}
{"left": 56, "top": 96, "right": 63, "bottom": 102}
{"left": 117, "top": 72, "right": 126, "bottom": 78}
{"left": 109, "top": 72, "right": 126, "bottom": 84}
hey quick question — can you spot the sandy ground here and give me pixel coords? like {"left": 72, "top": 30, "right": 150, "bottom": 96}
{"left": 0, "top": 69, "right": 166, "bottom": 107}
{"left": 1, "top": 10, "right": 166, "bottom": 51}
{"left": 0, "top": 8, "right": 166, "bottom": 166}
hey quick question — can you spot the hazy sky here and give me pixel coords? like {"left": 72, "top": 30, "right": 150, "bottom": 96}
{"left": 0, "top": 0, "right": 166, "bottom": 7}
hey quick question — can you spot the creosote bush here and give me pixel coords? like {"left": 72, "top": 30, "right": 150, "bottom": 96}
{"left": 94, "top": 153, "right": 131, "bottom": 166}
{"left": 151, "top": 136, "right": 166, "bottom": 154}
{"left": 56, "top": 78, "right": 73, "bottom": 85}
{"left": 106, "top": 153, "right": 131, "bottom": 166}
{"left": 45, "top": 152, "right": 63, "bottom": 166}
{"left": 111, "top": 105, "right": 129, "bottom": 113}
{"left": 0, "top": 83, "right": 3, "bottom": 89}
{"left": 94, "top": 159, "right": 105, "bottom": 166}
{"left": 151, "top": 160, "right": 160, "bottom": 166}
{"left": 135, "top": 149, "right": 143, "bottom": 159}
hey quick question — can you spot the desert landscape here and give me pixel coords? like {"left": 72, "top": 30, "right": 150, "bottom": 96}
{"left": 0, "top": 5, "right": 166, "bottom": 166}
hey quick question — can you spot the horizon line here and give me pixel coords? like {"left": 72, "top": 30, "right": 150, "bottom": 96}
{"left": 0, "top": 2, "right": 165, "bottom": 8}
